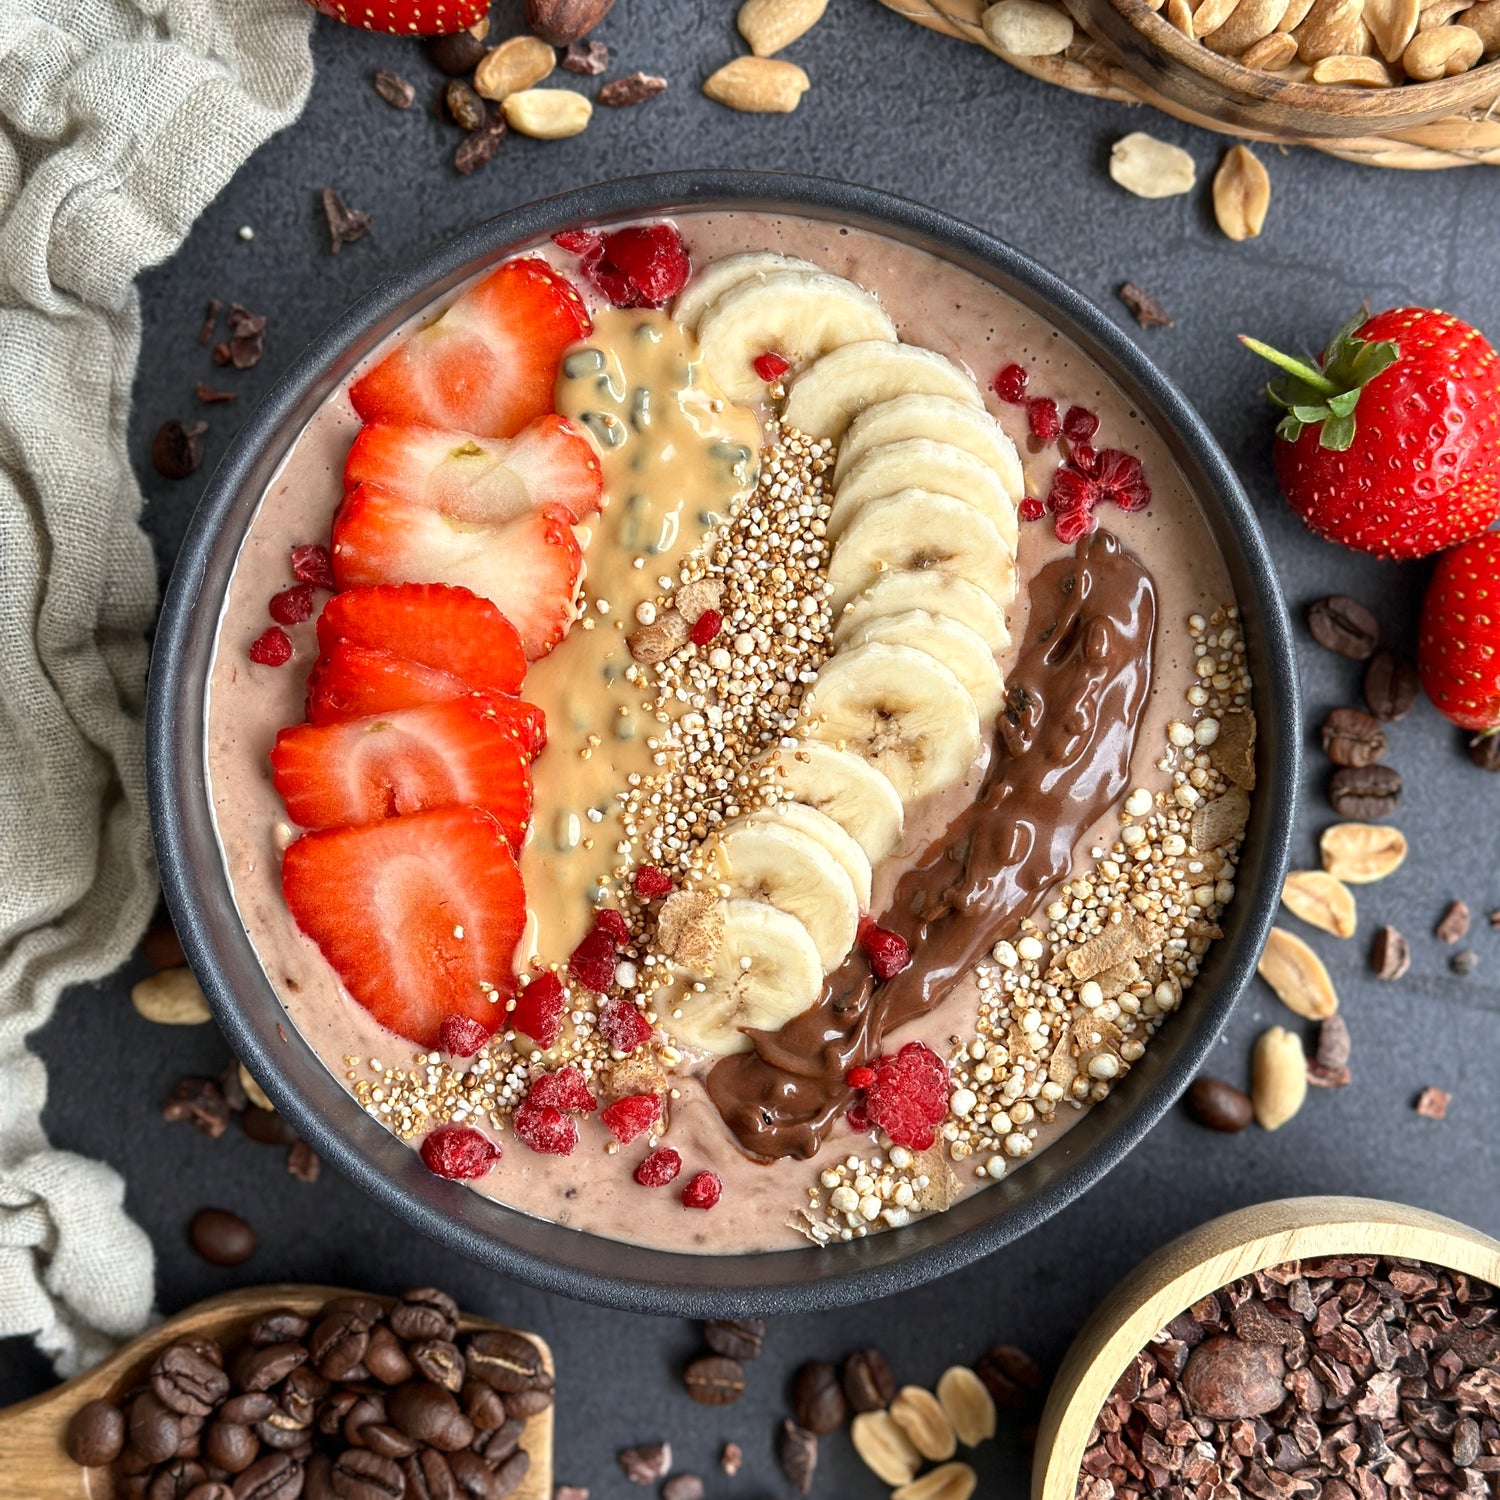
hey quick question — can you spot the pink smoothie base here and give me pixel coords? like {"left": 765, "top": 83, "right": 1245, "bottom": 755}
{"left": 204, "top": 211, "right": 1239, "bottom": 1256}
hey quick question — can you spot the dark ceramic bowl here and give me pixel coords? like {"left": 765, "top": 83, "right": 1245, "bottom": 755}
{"left": 148, "top": 171, "right": 1299, "bottom": 1317}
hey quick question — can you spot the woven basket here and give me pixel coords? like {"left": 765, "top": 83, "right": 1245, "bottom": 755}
{"left": 879, "top": 0, "right": 1500, "bottom": 167}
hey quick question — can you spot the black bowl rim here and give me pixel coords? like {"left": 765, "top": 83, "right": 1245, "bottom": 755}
{"left": 148, "top": 169, "right": 1300, "bottom": 1317}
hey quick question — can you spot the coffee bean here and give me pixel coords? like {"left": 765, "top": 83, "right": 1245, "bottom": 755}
{"left": 1371, "top": 924, "right": 1411, "bottom": 980}
{"left": 67, "top": 1397, "right": 126, "bottom": 1465}
{"left": 1363, "top": 651, "right": 1419, "bottom": 721}
{"left": 663, "top": 1476, "right": 705, "bottom": 1500}
{"left": 444, "top": 79, "right": 488, "bottom": 131}
{"left": 388, "top": 1380, "right": 470, "bottom": 1449}
{"left": 842, "top": 1348, "right": 896, "bottom": 1412}
{"left": 974, "top": 1344, "right": 1042, "bottom": 1408}
{"left": 235, "top": 1453, "right": 304, "bottom": 1500}
{"left": 449, "top": 1449, "right": 505, "bottom": 1499}
{"left": 189, "top": 1207, "right": 255, "bottom": 1266}
{"left": 683, "top": 1354, "right": 746, "bottom": 1406}
{"left": 364, "top": 1325, "right": 415, "bottom": 1385}
{"left": 1320, "top": 707, "right": 1387, "bottom": 768}
{"left": 362, "top": 1423, "right": 419, "bottom": 1459}
{"left": 464, "top": 1330, "right": 543, "bottom": 1393}
{"left": 401, "top": 1450, "right": 457, "bottom": 1500}
{"left": 792, "top": 1360, "right": 847, "bottom": 1433}
{"left": 426, "top": 28, "right": 488, "bottom": 74}
{"left": 242, "top": 1107, "right": 300, "bottom": 1146}
{"left": 310, "top": 1311, "right": 371, "bottom": 1380}
{"left": 1307, "top": 1015, "right": 1352, "bottom": 1090}
{"left": 372, "top": 69, "right": 416, "bottom": 109}
{"left": 148, "top": 1458, "right": 207, "bottom": 1500}
{"left": 304, "top": 1453, "right": 337, "bottom": 1500}
{"left": 410, "top": 1338, "right": 466, "bottom": 1391}
{"left": 777, "top": 1419, "right": 818, "bottom": 1495}
{"left": 1182, "top": 1335, "right": 1286, "bottom": 1417}
{"left": 703, "top": 1317, "right": 765, "bottom": 1360}
{"left": 184, "top": 1483, "right": 235, "bottom": 1500}
{"left": 1307, "top": 595, "right": 1378, "bottom": 659}
{"left": 461, "top": 1381, "right": 506, "bottom": 1432}
{"left": 341, "top": 1393, "right": 388, "bottom": 1447}
{"left": 205, "top": 1419, "right": 260, "bottom": 1473}
{"left": 129, "top": 1390, "right": 182, "bottom": 1464}
{"left": 231, "top": 1342, "right": 308, "bottom": 1392}
{"left": 499, "top": 1386, "right": 551, "bottom": 1418}
{"left": 153, "top": 1342, "right": 231, "bottom": 1416}
{"left": 331, "top": 1448, "right": 405, "bottom": 1500}
{"left": 222, "top": 1393, "right": 276, "bottom": 1424}
{"left": 489, "top": 1451, "right": 529, "bottom": 1500}
{"left": 1469, "top": 730, "right": 1500, "bottom": 772}
{"left": 1328, "top": 763, "right": 1401, "bottom": 819}
{"left": 390, "top": 1288, "right": 458, "bottom": 1343}
{"left": 1435, "top": 899, "right": 1471, "bottom": 943}
{"left": 247, "top": 1311, "right": 309, "bottom": 1346}
{"left": 152, "top": 419, "right": 207, "bottom": 480}
{"left": 1186, "top": 1076, "right": 1253, "bottom": 1133}
{"left": 475, "top": 1415, "right": 524, "bottom": 1465}
{"left": 256, "top": 1415, "right": 310, "bottom": 1452}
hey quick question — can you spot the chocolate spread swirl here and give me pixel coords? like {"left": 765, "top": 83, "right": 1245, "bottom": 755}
{"left": 706, "top": 529, "right": 1158, "bottom": 1161}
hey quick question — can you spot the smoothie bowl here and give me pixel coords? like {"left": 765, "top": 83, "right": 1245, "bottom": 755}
{"left": 149, "top": 172, "right": 1298, "bottom": 1314}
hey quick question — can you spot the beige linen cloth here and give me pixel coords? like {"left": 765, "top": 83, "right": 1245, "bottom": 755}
{"left": 0, "top": 0, "right": 313, "bottom": 1375}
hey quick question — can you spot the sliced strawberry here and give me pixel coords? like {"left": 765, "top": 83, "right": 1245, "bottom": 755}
{"left": 316, "top": 583, "right": 527, "bottom": 697}
{"left": 270, "top": 695, "right": 533, "bottom": 846}
{"left": 331, "top": 486, "right": 581, "bottom": 660}
{"left": 349, "top": 258, "right": 591, "bottom": 439}
{"left": 281, "top": 807, "right": 523, "bottom": 1048}
{"left": 305, "top": 643, "right": 546, "bottom": 753}
{"left": 306, "top": 0, "right": 487, "bottom": 35}
{"left": 344, "top": 416, "right": 603, "bottom": 526}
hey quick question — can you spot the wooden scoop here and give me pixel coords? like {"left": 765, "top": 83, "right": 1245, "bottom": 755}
{"left": 0, "top": 1284, "right": 554, "bottom": 1499}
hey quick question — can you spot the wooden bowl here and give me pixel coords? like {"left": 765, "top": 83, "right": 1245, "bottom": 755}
{"left": 1062, "top": 0, "right": 1500, "bottom": 140}
{"left": 1032, "top": 1196, "right": 1500, "bottom": 1500}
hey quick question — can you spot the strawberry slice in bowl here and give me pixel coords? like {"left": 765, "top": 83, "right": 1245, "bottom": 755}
{"left": 331, "top": 487, "right": 582, "bottom": 659}
{"left": 349, "top": 258, "right": 591, "bottom": 439}
{"left": 281, "top": 806, "right": 524, "bottom": 1049}
{"left": 344, "top": 415, "right": 604, "bottom": 526}
{"left": 270, "top": 695, "right": 534, "bottom": 847}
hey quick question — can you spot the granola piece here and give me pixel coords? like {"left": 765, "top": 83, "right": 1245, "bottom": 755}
{"left": 1094, "top": 957, "right": 1142, "bottom": 1000}
{"left": 1047, "top": 1037, "right": 1078, "bottom": 1088}
{"left": 599, "top": 1053, "right": 670, "bottom": 1103}
{"left": 627, "top": 611, "right": 690, "bottom": 663}
{"left": 656, "top": 891, "right": 724, "bottom": 969}
{"left": 911, "top": 1147, "right": 962, "bottom": 1212}
{"left": 674, "top": 578, "right": 723, "bottom": 622}
{"left": 1066, "top": 914, "right": 1166, "bottom": 980}
{"left": 1191, "top": 785, "right": 1251, "bottom": 851}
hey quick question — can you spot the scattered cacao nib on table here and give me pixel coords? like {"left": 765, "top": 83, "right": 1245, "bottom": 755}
{"left": 1306, "top": 1015, "right": 1351, "bottom": 1089}
{"left": 195, "top": 381, "right": 236, "bottom": 404}
{"left": 561, "top": 38, "right": 610, "bottom": 73}
{"left": 1470, "top": 732, "right": 1500, "bottom": 772}
{"left": 598, "top": 71, "right": 668, "bottom": 106}
{"left": 1416, "top": 1086, "right": 1453, "bottom": 1119}
{"left": 618, "top": 1441, "right": 672, "bottom": 1484}
{"left": 1370, "top": 925, "right": 1412, "bottom": 980}
{"left": 196, "top": 297, "right": 221, "bottom": 346}
{"left": 1436, "top": 900, "right": 1472, "bottom": 943}
{"left": 322, "top": 185, "right": 373, "bottom": 253}
{"left": 1077, "top": 1256, "right": 1500, "bottom": 1500}
{"left": 373, "top": 67, "right": 417, "bottom": 107}
{"left": 1451, "top": 949, "right": 1480, "bottom": 977}
{"left": 1119, "top": 281, "right": 1174, "bottom": 328}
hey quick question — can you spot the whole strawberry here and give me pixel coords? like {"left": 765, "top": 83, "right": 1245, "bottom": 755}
{"left": 1419, "top": 530, "right": 1500, "bottom": 734}
{"left": 304, "top": 0, "right": 486, "bottom": 34}
{"left": 1242, "top": 308, "right": 1500, "bottom": 560}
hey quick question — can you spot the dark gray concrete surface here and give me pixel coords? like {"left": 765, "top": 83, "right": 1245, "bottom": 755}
{"left": 2, "top": 2, "right": 1497, "bottom": 1494}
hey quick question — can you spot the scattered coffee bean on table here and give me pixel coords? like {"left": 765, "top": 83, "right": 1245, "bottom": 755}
{"left": 1307, "top": 595, "right": 1379, "bottom": 659}
{"left": 778, "top": 1418, "right": 819, "bottom": 1494}
{"left": 793, "top": 1360, "right": 849, "bottom": 1433}
{"left": 844, "top": 1348, "right": 897, "bottom": 1412}
{"left": 1436, "top": 899, "right": 1471, "bottom": 943}
{"left": 1328, "top": 763, "right": 1401, "bottom": 818}
{"left": 1470, "top": 731, "right": 1500, "bottom": 772}
{"left": 1416, "top": 1086, "right": 1452, "bottom": 1118}
{"left": 1363, "top": 650, "right": 1420, "bottom": 721}
{"left": 682, "top": 1354, "right": 746, "bottom": 1406}
{"left": 1320, "top": 707, "right": 1388, "bottom": 767}
{"left": 189, "top": 1207, "right": 255, "bottom": 1266}
{"left": 62, "top": 1288, "right": 550, "bottom": 1498}
{"left": 373, "top": 68, "right": 416, "bottom": 108}
{"left": 1186, "top": 1076, "right": 1253, "bottom": 1132}
{"left": 703, "top": 1317, "right": 765, "bottom": 1360}
{"left": 1076, "top": 1255, "right": 1499, "bottom": 1500}
{"left": 151, "top": 419, "right": 206, "bottom": 479}
{"left": 974, "top": 1343, "right": 1043, "bottom": 1409}
{"left": 427, "top": 28, "right": 488, "bottom": 74}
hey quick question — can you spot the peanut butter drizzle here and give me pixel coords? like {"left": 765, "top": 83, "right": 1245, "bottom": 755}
{"left": 707, "top": 530, "right": 1158, "bottom": 1161}
{"left": 517, "top": 310, "right": 759, "bottom": 968}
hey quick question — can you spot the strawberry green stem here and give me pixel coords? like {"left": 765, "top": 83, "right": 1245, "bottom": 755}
{"left": 1237, "top": 334, "right": 1339, "bottom": 397}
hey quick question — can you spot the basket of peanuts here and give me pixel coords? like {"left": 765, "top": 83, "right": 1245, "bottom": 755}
{"left": 878, "top": 0, "right": 1500, "bottom": 166}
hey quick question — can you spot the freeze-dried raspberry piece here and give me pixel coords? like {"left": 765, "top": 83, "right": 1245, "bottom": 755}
{"left": 597, "top": 996, "right": 652, "bottom": 1053}
{"left": 991, "top": 362, "right": 1028, "bottom": 404}
{"left": 1095, "top": 448, "right": 1152, "bottom": 513}
{"left": 601, "top": 1093, "right": 660, "bottom": 1144}
{"left": 857, "top": 919, "right": 912, "bottom": 981}
{"left": 1063, "top": 405, "right": 1100, "bottom": 443}
{"left": 1027, "top": 397, "right": 1061, "bottom": 443}
{"left": 552, "top": 228, "right": 603, "bottom": 256}
{"left": 569, "top": 925, "right": 616, "bottom": 993}
{"left": 634, "top": 1146, "right": 681, "bottom": 1187}
{"left": 438, "top": 1014, "right": 492, "bottom": 1057}
{"left": 600, "top": 223, "right": 690, "bottom": 307}
{"left": 1019, "top": 497, "right": 1046, "bottom": 523}
{"left": 511, "top": 972, "right": 565, "bottom": 1048}
{"left": 528, "top": 1065, "right": 597, "bottom": 1114}
{"left": 689, "top": 609, "right": 722, "bottom": 647}
{"left": 1055, "top": 507, "right": 1098, "bottom": 544}
{"left": 753, "top": 351, "right": 790, "bottom": 382}
{"left": 1048, "top": 465, "right": 1098, "bottom": 517}
{"left": 593, "top": 908, "right": 631, "bottom": 947}
{"left": 420, "top": 1125, "right": 500, "bottom": 1179}
{"left": 269, "top": 583, "right": 316, "bottom": 625}
{"left": 249, "top": 627, "right": 293, "bottom": 666}
{"left": 861, "top": 1041, "right": 949, "bottom": 1151}
{"left": 845, "top": 1066, "right": 876, "bottom": 1090}
{"left": 681, "top": 1171, "right": 722, "bottom": 1210}
{"left": 632, "top": 866, "right": 674, "bottom": 898}
{"left": 290, "top": 543, "right": 335, "bottom": 590}
{"left": 512, "top": 1098, "right": 579, "bottom": 1157}
{"left": 845, "top": 1098, "right": 871, "bottom": 1134}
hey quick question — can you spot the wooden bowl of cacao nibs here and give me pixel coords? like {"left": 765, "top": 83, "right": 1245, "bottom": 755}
{"left": 1033, "top": 1195, "right": 1500, "bottom": 1500}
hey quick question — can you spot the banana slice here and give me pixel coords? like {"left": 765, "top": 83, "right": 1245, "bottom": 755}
{"left": 672, "top": 251, "right": 820, "bottom": 332}
{"left": 841, "top": 609, "right": 1004, "bottom": 726}
{"left": 668, "top": 899, "right": 825, "bottom": 1056}
{"left": 696, "top": 270, "right": 897, "bottom": 404}
{"left": 803, "top": 641, "right": 981, "bottom": 801}
{"left": 760, "top": 741, "right": 905, "bottom": 865}
{"left": 746, "top": 800, "right": 873, "bottom": 912}
{"left": 781, "top": 342, "right": 982, "bottom": 443}
{"left": 825, "top": 490, "right": 1016, "bottom": 614}
{"left": 834, "top": 393, "right": 1025, "bottom": 506}
{"left": 717, "top": 820, "right": 859, "bottom": 970}
{"left": 827, "top": 444, "right": 1018, "bottom": 555}
{"left": 832, "top": 571, "right": 1011, "bottom": 654}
